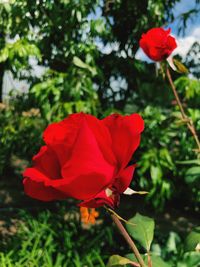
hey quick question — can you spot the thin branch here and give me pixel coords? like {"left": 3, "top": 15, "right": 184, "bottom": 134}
{"left": 166, "top": 67, "right": 200, "bottom": 154}
{"left": 110, "top": 212, "right": 147, "bottom": 267}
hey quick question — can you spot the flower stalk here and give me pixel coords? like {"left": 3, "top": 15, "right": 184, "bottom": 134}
{"left": 110, "top": 211, "right": 147, "bottom": 267}
{"left": 166, "top": 67, "right": 200, "bottom": 154}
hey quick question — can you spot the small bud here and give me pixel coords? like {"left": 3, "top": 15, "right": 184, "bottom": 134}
{"left": 172, "top": 58, "right": 188, "bottom": 74}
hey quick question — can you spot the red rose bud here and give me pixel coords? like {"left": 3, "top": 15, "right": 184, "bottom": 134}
{"left": 23, "top": 112, "right": 144, "bottom": 208}
{"left": 139, "top": 28, "right": 177, "bottom": 61}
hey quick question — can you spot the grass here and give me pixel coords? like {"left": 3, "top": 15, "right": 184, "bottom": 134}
{"left": 0, "top": 201, "right": 199, "bottom": 267}
{"left": 0, "top": 206, "right": 116, "bottom": 267}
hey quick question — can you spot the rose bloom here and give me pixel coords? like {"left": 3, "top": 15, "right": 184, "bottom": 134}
{"left": 139, "top": 28, "right": 177, "bottom": 61}
{"left": 23, "top": 113, "right": 144, "bottom": 208}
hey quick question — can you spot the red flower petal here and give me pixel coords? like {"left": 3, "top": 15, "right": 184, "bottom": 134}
{"left": 139, "top": 27, "right": 177, "bottom": 61}
{"left": 85, "top": 114, "right": 116, "bottom": 165}
{"left": 43, "top": 113, "right": 83, "bottom": 165}
{"left": 103, "top": 113, "right": 144, "bottom": 170}
{"left": 139, "top": 37, "right": 150, "bottom": 57}
{"left": 60, "top": 118, "right": 115, "bottom": 199}
{"left": 113, "top": 164, "right": 136, "bottom": 193}
{"left": 33, "top": 146, "right": 61, "bottom": 179}
{"left": 167, "top": 35, "right": 177, "bottom": 51}
{"left": 79, "top": 190, "right": 115, "bottom": 208}
{"left": 23, "top": 169, "right": 67, "bottom": 201}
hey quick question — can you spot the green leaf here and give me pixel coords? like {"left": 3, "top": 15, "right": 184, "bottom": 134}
{"left": 184, "top": 227, "right": 200, "bottom": 252}
{"left": 126, "top": 254, "right": 170, "bottom": 267}
{"left": 73, "top": 56, "right": 87, "bottom": 68}
{"left": 126, "top": 213, "right": 155, "bottom": 251}
{"left": 107, "top": 255, "right": 139, "bottom": 267}
{"left": 150, "top": 255, "right": 171, "bottom": 267}
{"left": 177, "top": 252, "right": 200, "bottom": 267}
{"left": 186, "top": 167, "right": 200, "bottom": 176}
{"left": 166, "top": 232, "right": 181, "bottom": 253}
{"left": 91, "top": 19, "right": 106, "bottom": 35}
{"left": 76, "top": 11, "right": 82, "bottom": 22}
{"left": 73, "top": 56, "right": 97, "bottom": 75}
{"left": 3, "top": 3, "right": 12, "bottom": 13}
{"left": 0, "top": 47, "right": 9, "bottom": 62}
{"left": 185, "top": 167, "right": 200, "bottom": 183}
{"left": 150, "top": 165, "right": 163, "bottom": 183}
{"left": 176, "top": 159, "right": 200, "bottom": 165}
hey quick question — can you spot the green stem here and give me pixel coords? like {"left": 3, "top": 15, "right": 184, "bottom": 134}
{"left": 166, "top": 67, "right": 200, "bottom": 154}
{"left": 110, "top": 212, "right": 147, "bottom": 267}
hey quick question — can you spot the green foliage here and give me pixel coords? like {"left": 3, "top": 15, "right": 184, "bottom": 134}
{"left": 0, "top": 208, "right": 115, "bottom": 267}
{"left": 1, "top": 209, "right": 198, "bottom": 267}
{"left": 136, "top": 107, "right": 175, "bottom": 209}
{"left": 184, "top": 227, "right": 200, "bottom": 252}
{"left": 177, "top": 252, "right": 200, "bottom": 267}
{"left": 126, "top": 253, "right": 171, "bottom": 267}
{"left": 1, "top": 0, "right": 198, "bottom": 105}
{"left": 0, "top": 101, "right": 45, "bottom": 175}
{"left": 30, "top": 69, "right": 99, "bottom": 122}
{"left": 73, "top": 56, "right": 97, "bottom": 76}
{"left": 185, "top": 166, "right": 200, "bottom": 184}
{"left": 176, "top": 159, "right": 200, "bottom": 204}
{"left": 108, "top": 214, "right": 200, "bottom": 267}
{"left": 126, "top": 213, "right": 155, "bottom": 252}
{"left": 0, "top": 39, "right": 41, "bottom": 64}
{"left": 175, "top": 77, "right": 200, "bottom": 104}
{"left": 133, "top": 103, "right": 200, "bottom": 209}
{"left": 106, "top": 255, "right": 137, "bottom": 267}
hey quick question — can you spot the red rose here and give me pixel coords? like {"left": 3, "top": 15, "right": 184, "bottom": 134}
{"left": 23, "top": 112, "right": 144, "bottom": 208}
{"left": 139, "top": 28, "right": 177, "bottom": 61}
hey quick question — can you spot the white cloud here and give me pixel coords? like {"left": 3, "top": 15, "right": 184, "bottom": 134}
{"left": 173, "top": 26, "right": 200, "bottom": 57}
{"left": 173, "top": 36, "right": 196, "bottom": 57}
{"left": 135, "top": 48, "right": 152, "bottom": 62}
{"left": 192, "top": 27, "right": 200, "bottom": 39}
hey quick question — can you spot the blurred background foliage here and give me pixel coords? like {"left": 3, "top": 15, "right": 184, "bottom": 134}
{"left": 0, "top": 0, "right": 200, "bottom": 266}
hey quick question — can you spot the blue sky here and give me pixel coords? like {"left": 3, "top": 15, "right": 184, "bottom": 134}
{"left": 169, "top": 0, "right": 200, "bottom": 36}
